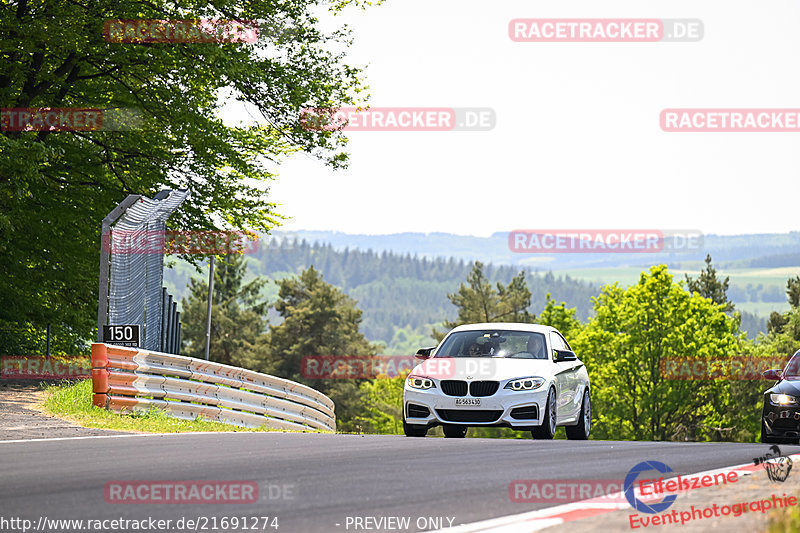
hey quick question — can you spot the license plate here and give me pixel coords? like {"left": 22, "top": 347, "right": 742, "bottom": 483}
{"left": 455, "top": 398, "right": 480, "bottom": 406}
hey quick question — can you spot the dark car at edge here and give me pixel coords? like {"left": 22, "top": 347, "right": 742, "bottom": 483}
{"left": 761, "top": 349, "right": 800, "bottom": 444}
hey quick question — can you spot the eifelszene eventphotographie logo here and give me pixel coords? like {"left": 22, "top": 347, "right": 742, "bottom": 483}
{"left": 624, "top": 461, "right": 677, "bottom": 514}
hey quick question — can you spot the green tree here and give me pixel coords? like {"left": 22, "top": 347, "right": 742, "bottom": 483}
{"left": 767, "top": 276, "right": 800, "bottom": 336}
{"left": 263, "top": 266, "right": 378, "bottom": 431}
{"left": 433, "top": 262, "right": 534, "bottom": 341}
{"left": 685, "top": 254, "right": 734, "bottom": 312}
{"left": 0, "top": 0, "right": 371, "bottom": 355}
{"left": 573, "top": 265, "right": 741, "bottom": 441}
{"left": 356, "top": 373, "right": 406, "bottom": 434}
{"left": 383, "top": 325, "right": 436, "bottom": 355}
{"left": 768, "top": 311, "right": 790, "bottom": 336}
{"left": 787, "top": 276, "right": 800, "bottom": 308}
{"left": 180, "top": 255, "right": 267, "bottom": 369}
{"left": 537, "top": 293, "right": 582, "bottom": 339}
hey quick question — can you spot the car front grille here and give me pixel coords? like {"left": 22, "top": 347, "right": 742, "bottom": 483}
{"left": 470, "top": 381, "right": 499, "bottom": 397}
{"left": 436, "top": 409, "right": 503, "bottom": 423}
{"left": 441, "top": 380, "right": 468, "bottom": 396}
{"left": 440, "top": 380, "right": 499, "bottom": 397}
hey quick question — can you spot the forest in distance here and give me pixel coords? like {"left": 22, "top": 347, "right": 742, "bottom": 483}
{"left": 164, "top": 237, "right": 773, "bottom": 352}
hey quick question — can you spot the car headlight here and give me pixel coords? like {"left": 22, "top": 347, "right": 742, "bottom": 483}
{"left": 504, "top": 377, "right": 545, "bottom": 391}
{"left": 407, "top": 376, "right": 436, "bottom": 390}
{"left": 770, "top": 393, "right": 798, "bottom": 406}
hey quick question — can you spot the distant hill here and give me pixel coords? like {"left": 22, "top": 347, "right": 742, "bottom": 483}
{"left": 274, "top": 230, "right": 800, "bottom": 271}
{"left": 164, "top": 238, "right": 600, "bottom": 351}
{"left": 164, "top": 230, "right": 797, "bottom": 348}
{"left": 269, "top": 230, "right": 800, "bottom": 338}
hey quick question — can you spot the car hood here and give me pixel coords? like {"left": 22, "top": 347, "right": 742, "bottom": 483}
{"left": 767, "top": 379, "right": 800, "bottom": 396}
{"left": 412, "top": 357, "right": 570, "bottom": 382}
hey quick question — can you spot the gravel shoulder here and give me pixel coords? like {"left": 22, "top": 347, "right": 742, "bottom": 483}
{"left": 0, "top": 380, "right": 129, "bottom": 440}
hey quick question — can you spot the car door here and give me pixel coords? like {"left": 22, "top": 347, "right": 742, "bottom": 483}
{"left": 558, "top": 334, "right": 585, "bottom": 422}
{"left": 549, "top": 331, "right": 574, "bottom": 422}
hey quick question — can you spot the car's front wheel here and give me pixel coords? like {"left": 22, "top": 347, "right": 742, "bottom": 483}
{"left": 443, "top": 424, "right": 468, "bottom": 438}
{"left": 532, "top": 388, "right": 556, "bottom": 440}
{"left": 403, "top": 417, "right": 428, "bottom": 437}
{"left": 566, "top": 389, "right": 591, "bottom": 440}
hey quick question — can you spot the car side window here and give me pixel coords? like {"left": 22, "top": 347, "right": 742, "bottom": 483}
{"left": 549, "top": 332, "right": 566, "bottom": 359}
{"left": 556, "top": 333, "right": 572, "bottom": 352}
{"left": 785, "top": 350, "right": 800, "bottom": 377}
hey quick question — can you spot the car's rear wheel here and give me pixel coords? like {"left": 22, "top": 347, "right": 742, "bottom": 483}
{"left": 443, "top": 424, "right": 468, "bottom": 438}
{"left": 532, "top": 389, "right": 556, "bottom": 440}
{"left": 403, "top": 417, "right": 428, "bottom": 437}
{"left": 566, "top": 389, "right": 591, "bottom": 440}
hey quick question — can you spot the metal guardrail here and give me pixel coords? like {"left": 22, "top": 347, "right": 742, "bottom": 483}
{"left": 91, "top": 343, "right": 335, "bottom": 432}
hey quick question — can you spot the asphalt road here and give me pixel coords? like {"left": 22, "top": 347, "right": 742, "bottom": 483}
{"left": 1, "top": 432, "right": 796, "bottom": 533}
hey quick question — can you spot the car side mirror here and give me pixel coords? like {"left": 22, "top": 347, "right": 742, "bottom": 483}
{"left": 415, "top": 347, "right": 435, "bottom": 360}
{"left": 554, "top": 349, "right": 577, "bottom": 362}
{"left": 763, "top": 369, "right": 783, "bottom": 381}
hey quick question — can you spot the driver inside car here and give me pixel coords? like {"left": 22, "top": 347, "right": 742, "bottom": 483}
{"left": 527, "top": 335, "right": 546, "bottom": 359}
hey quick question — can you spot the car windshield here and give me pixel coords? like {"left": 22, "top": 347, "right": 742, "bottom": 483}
{"left": 783, "top": 350, "right": 800, "bottom": 379}
{"left": 435, "top": 330, "right": 548, "bottom": 359}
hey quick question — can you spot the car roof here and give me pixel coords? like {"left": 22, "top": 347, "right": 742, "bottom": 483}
{"left": 448, "top": 323, "right": 558, "bottom": 334}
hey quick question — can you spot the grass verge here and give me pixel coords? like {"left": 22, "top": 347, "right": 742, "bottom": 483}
{"left": 765, "top": 493, "right": 800, "bottom": 532}
{"left": 41, "top": 379, "right": 302, "bottom": 433}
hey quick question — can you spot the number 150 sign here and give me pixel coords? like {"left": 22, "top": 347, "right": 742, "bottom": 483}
{"left": 103, "top": 325, "right": 140, "bottom": 348}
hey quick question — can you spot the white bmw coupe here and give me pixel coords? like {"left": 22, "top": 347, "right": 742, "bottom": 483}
{"left": 402, "top": 323, "right": 591, "bottom": 439}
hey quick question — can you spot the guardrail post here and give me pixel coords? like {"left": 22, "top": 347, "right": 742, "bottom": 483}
{"left": 91, "top": 343, "right": 110, "bottom": 409}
